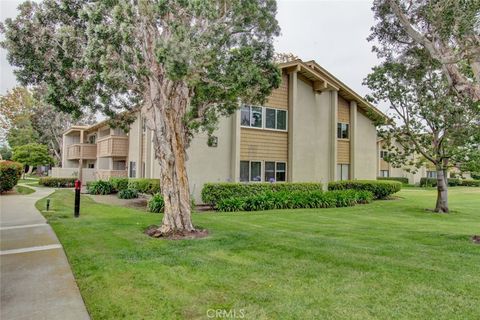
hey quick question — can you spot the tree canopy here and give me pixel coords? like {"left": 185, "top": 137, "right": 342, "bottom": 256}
{"left": 12, "top": 143, "right": 54, "bottom": 168}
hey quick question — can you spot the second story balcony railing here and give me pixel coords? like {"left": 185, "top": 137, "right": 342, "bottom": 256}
{"left": 66, "top": 144, "right": 97, "bottom": 160}
{"left": 97, "top": 136, "right": 129, "bottom": 158}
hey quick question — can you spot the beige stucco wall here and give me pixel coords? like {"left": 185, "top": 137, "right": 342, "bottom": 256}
{"left": 353, "top": 110, "right": 377, "bottom": 179}
{"left": 289, "top": 77, "right": 332, "bottom": 185}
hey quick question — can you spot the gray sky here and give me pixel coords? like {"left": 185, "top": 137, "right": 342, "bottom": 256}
{"left": 0, "top": 0, "right": 382, "bottom": 110}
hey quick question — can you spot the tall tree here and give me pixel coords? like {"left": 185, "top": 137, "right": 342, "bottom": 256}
{"left": 365, "top": 61, "right": 480, "bottom": 213}
{"left": 370, "top": 0, "right": 480, "bottom": 101}
{"left": 1, "top": 0, "right": 280, "bottom": 236}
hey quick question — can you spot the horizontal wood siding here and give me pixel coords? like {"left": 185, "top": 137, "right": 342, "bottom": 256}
{"left": 240, "top": 128, "right": 288, "bottom": 161}
{"left": 97, "top": 136, "right": 129, "bottom": 157}
{"left": 264, "top": 74, "right": 288, "bottom": 110}
{"left": 337, "top": 140, "right": 350, "bottom": 164}
{"left": 380, "top": 159, "right": 390, "bottom": 170}
{"left": 338, "top": 96, "right": 350, "bottom": 123}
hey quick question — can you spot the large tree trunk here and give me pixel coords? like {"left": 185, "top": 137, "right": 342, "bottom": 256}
{"left": 146, "top": 79, "right": 195, "bottom": 236}
{"left": 434, "top": 168, "right": 449, "bottom": 213}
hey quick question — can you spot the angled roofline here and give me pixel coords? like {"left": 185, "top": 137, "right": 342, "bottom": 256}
{"left": 279, "top": 59, "right": 388, "bottom": 121}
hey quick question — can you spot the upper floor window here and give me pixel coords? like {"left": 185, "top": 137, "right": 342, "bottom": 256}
{"left": 241, "top": 105, "right": 262, "bottom": 128}
{"left": 241, "top": 105, "right": 287, "bottom": 131}
{"left": 337, "top": 123, "right": 349, "bottom": 139}
{"left": 265, "top": 108, "right": 287, "bottom": 131}
{"left": 380, "top": 150, "right": 388, "bottom": 159}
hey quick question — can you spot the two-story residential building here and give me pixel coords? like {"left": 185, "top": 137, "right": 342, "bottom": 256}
{"left": 53, "top": 59, "right": 387, "bottom": 202}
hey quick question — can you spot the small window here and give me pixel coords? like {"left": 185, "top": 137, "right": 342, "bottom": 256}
{"left": 337, "top": 123, "right": 349, "bottom": 139}
{"left": 241, "top": 105, "right": 250, "bottom": 126}
{"left": 336, "top": 164, "right": 350, "bottom": 181}
{"left": 380, "top": 150, "right": 388, "bottom": 159}
{"left": 251, "top": 107, "right": 262, "bottom": 128}
{"left": 277, "top": 110, "right": 287, "bottom": 130}
{"left": 88, "top": 163, "right": 95, "bottom": 169}
{"left": 380, "top": 170, "right": 389, "bottom": 177}
{"left": 142, "top": 162, "right": 146, "bottom": 178}
{"left": 251, "top": 161, "right": 262, "bottom": 181}
{"left": 264, "top": 161, "right": 275, "bottom": 182}
{"left": 142, "top": 117, "right": 146, "bottom": 134}
{"left": 427, "top": 171, "right": 437, "bottom": 179}
{"left": 129, "top": 161, "right": 136, "bottom": 178}
{"left": 276, "top": 162, "right": 286, "bottom": 182}
{"left": 240, "top": 161, "right": 263, "bottom": 182}
{"left": 265, "top": 109, "right": 276, "bottom": 129}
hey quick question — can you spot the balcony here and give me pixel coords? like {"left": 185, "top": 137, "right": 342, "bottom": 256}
{"left": 66, "top": 144, "right": 97, "bottom": 160}
{"left": 97, "top": 136, "right": 129, "bottom": 157}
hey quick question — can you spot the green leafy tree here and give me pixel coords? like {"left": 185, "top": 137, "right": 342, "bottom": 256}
{"left": 12, "top": 143, "right": 53, "bottom": 175}
{"left": 1, "top": 0, "right": 280, "bottom": 236}
{"left": 365, "top": 61, "right": 480, "bottom": 213}
{"left": 370, "top": 0, "right": 480, "bottom": 101}
{"left": 0, "top": 145, "right": 12, "bottom": 160}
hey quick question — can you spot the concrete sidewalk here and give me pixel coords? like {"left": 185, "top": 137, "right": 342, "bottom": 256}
{"left": 0, "top": 186, "right": 90, "bottom": 320}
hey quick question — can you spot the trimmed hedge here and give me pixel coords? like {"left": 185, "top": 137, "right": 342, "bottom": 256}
{"left": 0, "top": 161, "right": 23, "bottom": 193}
{"left": 128, "top": 178, "right": 160, "bottom": 195}
{"left": 148, "top": 193, "right": 165, "bottom": 213}
{"left": 328, "top": 180, "right": 401, "bottom": 199}
{"left": 87, "top": 180, "right": 114, "bottom": 195}
{"left": 109, "top": 177, "right": 129, "bottom": 192}
{"left": 461, "top": 179, "right": 480, "bottom": 187}
{"left": 201, "top": 182, "right": 323, "bottom": 206}
{"left": 419, "top": 178, "right": 476, "bottom": 187}
{"left": 377, "top": 177, "right": 409, "bottom": 184}
{"left": 39, "top": 177, "right": 76, "bottom": 188}
{"left": 118, "top": 188, "right": 138, "bottom": 199}
{"left": 215, "top": 190, "right": 373, "bottom": 212}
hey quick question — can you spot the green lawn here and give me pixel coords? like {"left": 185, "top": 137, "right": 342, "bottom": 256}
{"left": 36, "top": 188, "right": 480, "bottom": 320}
{"left": 15, "top": 185, "right": 35, "bottom": 195}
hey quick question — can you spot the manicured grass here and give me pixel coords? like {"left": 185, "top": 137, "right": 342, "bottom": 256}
{"left": 14, "top": 185, "right": 35, "bottom": 195}
{"left": 18, "top": 177, "right": 42, "bottom": 187}
{"left": 36, "top": 188, "right": 480, "bottom": 319}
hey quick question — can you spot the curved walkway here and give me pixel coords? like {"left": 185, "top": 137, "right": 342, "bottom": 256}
{"left": 0, "top": 186, "right": 90, "bottom": 320}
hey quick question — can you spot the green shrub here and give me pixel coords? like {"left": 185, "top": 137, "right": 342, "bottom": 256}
{"left": 87, "top": 180, "right": 114, "bottom": 195}
{"left": 118, "top": 188, "right": 138, "bottom": 199}
{"left": 377, "top": 177, "right": 409, "bottom": 184}
{"left": 109, "top": 177, "right": 129, "bottom": 192}
{"left": 328, "top": 180, "right": 401, "bottom": 199}
{"left": 419, "top": 178, "right": 470, "bottom": 187}
{"left": 39, "top": 177, "right": 76, "bottom": 188}
{"left": 128, "top": 179, "right": 160, "bottom": 194}
{"left": 148, "top": 193, "right": 164, "bottom": 213}
{"left": 461, "top": 179, "right": 480, "bottom": 187}
{"left": 215, "top": 190, "right": 373, "bottom": 212}
{"left": 201, "top": 182, "right": 323, "bottom": 206}
{"left": 0, "top": 161, "right": 23, "bottom": 193}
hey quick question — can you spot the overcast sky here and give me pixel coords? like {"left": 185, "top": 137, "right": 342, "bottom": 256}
{"left": 0, "top": 0, "right": 384, "bottom": 111}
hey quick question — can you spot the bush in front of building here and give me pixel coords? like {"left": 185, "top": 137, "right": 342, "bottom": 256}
{"left": 39, "top": 177, "right": 76, "bottom": 188}
{"left": 148, "top": 193, "right": 164, "bottom": 213}
{"left": 377, "top": 177, "right": 409, "bottom": 184}
{"left": 128, "top": 178, "right": 160, "bottom": 195}
{"left": 328, "top": 180, "right": 401, "bottom": 199}
{"left": 0, "top": 161, "right": 23, "bottom": 193}
{"left": 201, "top": 182, "right": 323, "bottom": 207}
{"left": 215, "top": 189, "right": 373, "bottom": 212}
{"left": 109, "top": 177, "right": 129, "bottom": 192}
{"left": 460, "top": 179, "right": 480, "bottom": 187}
{"left": 87, "top": 180, "right": 114, "bottom": 195}
{"left": 117, "top": 188, "right": 138, "bottom": 199}
{"left": 419, "top": 177, "right": 474, "bottom": 187}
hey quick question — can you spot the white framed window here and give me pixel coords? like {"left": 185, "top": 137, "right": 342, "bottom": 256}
{"left": 427, "top": 171, "right": 437, "bottom": 179}
{"left": 336, "top": 164, "right": 350, "bottom": 181}
{"left": 380, "top": 170, "right": 389, "bottom": 177}
{"left": 380, "top": 150, "right": 388, "bottom": 159}
{"left": 264, "top": 161, "right": 287, "bottom": 182}
{"left": 337, "top": 123, "right": 349, "bottom": 139}
{"left": 241, "top": 105, "right": 287, "bottom": 131}
{"left": 240, "top": 160, "right": 262, "bottom": 182}
{"left": 129, "top": 161, "right": 136, "bottom": 178}
{"left": 265, "top": 108, "right": 287, "bottom": 131}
